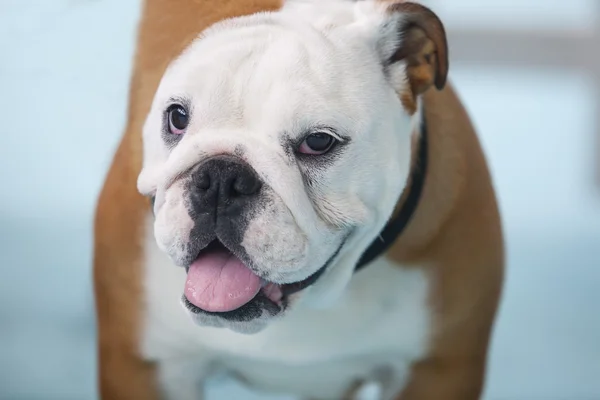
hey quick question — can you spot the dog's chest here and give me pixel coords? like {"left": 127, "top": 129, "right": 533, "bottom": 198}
{"left": 141, "top": 234, "right": 432, "bottom": 399}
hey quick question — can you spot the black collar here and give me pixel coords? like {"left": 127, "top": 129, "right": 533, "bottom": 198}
{"left": 354, "top": 112, "right": 428, "bottom": 272}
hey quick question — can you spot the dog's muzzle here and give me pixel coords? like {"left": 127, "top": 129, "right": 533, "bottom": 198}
{"left": 173, "top": 155, "right": 341, "bottom": 325}
{"left": 182, "top": 155, "right": 290, "bottom": 318}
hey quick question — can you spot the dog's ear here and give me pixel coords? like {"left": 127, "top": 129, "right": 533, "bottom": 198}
{"left": 365, "top": 2, "right": 449, "bottom": 113}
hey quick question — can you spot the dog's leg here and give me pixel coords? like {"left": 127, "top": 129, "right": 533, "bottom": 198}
{"left": 306, "top": 367, "right": 392, "bottom": 400}
{"left": 95, "top": 252, "right": 161, "bottom": 399}
{"left": 158, "top": 359, "right": 210, "bottom": 400}
{"left": 389, "top": 239, "right": 502, "bottom": 399}
{"left": 96, "top": 344, "right": 160, "bottom": 400}
{"left": 392, "top": 356, "right": 486, "bottom": 400}
{"left": 94, "top": 134, "right": 162, "bottom": 399}
{"left": 304, "top": 381, "right": 382, "bottom": 400}
{"left": 95, "top": 247, "right": 162, "bottom": 399}
{"left": 340, "top": 357, "right": 485, "bottom": 400}
{"left": 342, "top": 381, "right": 383, "bottom": 400}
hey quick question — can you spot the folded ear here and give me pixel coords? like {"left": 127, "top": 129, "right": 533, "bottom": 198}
{"left": 370, "top": 1, "right": 449, "bottom": 113}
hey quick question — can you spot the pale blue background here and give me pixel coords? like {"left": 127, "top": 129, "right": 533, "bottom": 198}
{"left": 1, "top": 1, "right": 599, "bottom": 399}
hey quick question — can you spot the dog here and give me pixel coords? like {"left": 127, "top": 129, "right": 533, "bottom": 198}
{"left": 93, "top": 0, "right": 504, "bottom": 399}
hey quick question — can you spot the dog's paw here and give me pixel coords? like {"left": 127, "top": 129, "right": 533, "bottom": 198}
{"left": 352, "top": 381, "right": 382, "bottom": 400}
{"left": 341, "top": 380, "right": 382, "bottom": 400}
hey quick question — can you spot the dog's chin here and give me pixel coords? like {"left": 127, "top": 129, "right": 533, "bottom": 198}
{"left": 179, "top": 240, "right": 329, "bottom": 334}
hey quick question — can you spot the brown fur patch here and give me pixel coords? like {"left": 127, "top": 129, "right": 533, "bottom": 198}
{"left": 388, "top": 85, "right": 504, "bottom": 399}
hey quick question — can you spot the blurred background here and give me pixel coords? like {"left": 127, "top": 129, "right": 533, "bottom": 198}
{"left": 0, "top": 0, "right": 599, "bottom": 399}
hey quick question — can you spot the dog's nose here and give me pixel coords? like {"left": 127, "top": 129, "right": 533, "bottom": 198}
{"left": 190, "top": 155, "right": 262, "bottom": 215}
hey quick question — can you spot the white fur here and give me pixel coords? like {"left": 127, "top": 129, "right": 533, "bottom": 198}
{"left": 137, "top": 0, "right": 435, "bottom": 398}
{"left": 142, "top": 216, "right": 431, "bottom": 399}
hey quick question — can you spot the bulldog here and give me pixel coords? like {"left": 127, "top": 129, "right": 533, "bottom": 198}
{"left": 94, "top": 0, "right": 504, "bottom": 399}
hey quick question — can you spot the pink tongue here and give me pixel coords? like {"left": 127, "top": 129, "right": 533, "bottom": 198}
{"left": 185, "top": 248, "right": 261, "bottom": 312}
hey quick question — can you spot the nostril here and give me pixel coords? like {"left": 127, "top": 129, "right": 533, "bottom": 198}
{"left": 232, "top": 175, "right": 262, "bottom": 196}
{"left": 197, "top": 172, "right": 210, "bottom": 191}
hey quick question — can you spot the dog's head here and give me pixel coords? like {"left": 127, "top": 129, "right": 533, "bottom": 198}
{"left": 137, "top": 0, "right": 448, "bottom": 333}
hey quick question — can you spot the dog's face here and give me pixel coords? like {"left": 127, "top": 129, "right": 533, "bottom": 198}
{"left": 137, "top": 0, "right": 448, "bottom": 333}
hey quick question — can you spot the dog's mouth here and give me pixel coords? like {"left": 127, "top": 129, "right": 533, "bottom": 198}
{"left": 182, "top": 240, "right": 326, "bottom": 318}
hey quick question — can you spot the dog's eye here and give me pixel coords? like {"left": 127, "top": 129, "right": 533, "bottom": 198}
{"left": 167, "top": 105, "right": 189, "bottom": 135}
{"left": 298, "top": 132, "right": 337, "bottom": 155}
